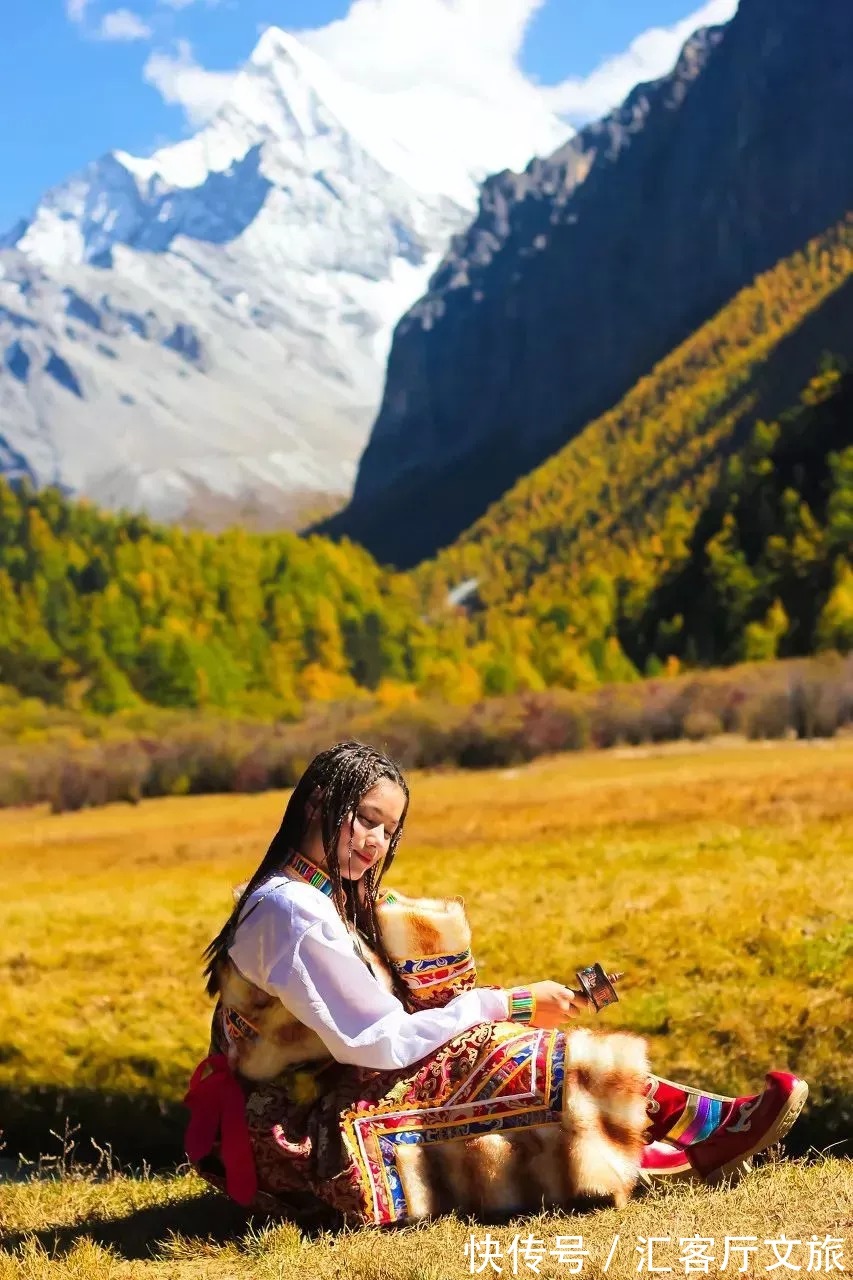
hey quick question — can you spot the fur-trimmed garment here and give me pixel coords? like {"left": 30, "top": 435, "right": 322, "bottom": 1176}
{"left": 192, "top": 889, "right": 650, "bottom": 1225}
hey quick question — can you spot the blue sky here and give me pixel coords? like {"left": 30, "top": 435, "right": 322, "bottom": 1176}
{"left": 0, "top": 0, "right": 737, "bottom": 231}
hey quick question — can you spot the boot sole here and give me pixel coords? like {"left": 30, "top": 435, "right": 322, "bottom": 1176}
{"left": 703, "top": 1079, "right": 809, "bottom": 1186}
{"left": 639, "top": 1155, "right": 752, "bottom": 1190}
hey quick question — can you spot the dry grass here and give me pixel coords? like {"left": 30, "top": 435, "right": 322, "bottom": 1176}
{"left": 1, "top": 1159, "right": 851, "bottom": 1278}
{"left": 1, "top": 738, "right": 851, "bottom": 1275}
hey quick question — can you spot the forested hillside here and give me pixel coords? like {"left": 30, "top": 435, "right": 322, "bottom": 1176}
{"left": 626, "top": 363, "right": 853, "bottom": 667}
{"left": 0, "top": 220, "right": 850, "bottom": 715}
{"left": 0, "top": 505, "right": 424, "bottom": 714}
{"left": 416, "top": 217, "right": 853, "bottom": 688}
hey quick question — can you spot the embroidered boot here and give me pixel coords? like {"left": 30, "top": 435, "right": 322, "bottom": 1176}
{"left": 644, "top": 1070, "right": 808, "bottom": 1184}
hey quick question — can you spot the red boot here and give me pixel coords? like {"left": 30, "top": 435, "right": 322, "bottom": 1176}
{"left": 639, "top": 1139, "right": 754, "bottom": 1187}
{"left": 644, "top": 1070, "right": 808, "bottom": 1185}
{"left": 684, "top": 1072, "right": 809, "bottom": 1184}
{"left": 639, "top": 1140, "right": 698, "bottom": 1186}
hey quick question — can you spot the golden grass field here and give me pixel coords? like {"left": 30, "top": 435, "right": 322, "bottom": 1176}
{"left": 1, "top": 738, "right": 852, "bottom": 1277}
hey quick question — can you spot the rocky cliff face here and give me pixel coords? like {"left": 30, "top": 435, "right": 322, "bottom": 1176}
{"left": 327, "top": 0, "right": 853, "bottom": 567}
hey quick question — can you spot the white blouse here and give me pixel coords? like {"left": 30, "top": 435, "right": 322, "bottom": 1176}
{"left": 227, "top": 875, "right": 510, "bottom": 1071}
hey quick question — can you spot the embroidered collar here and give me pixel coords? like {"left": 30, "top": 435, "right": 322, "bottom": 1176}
{"left": 285, "top": 853, "right": 334, "bottom": 898}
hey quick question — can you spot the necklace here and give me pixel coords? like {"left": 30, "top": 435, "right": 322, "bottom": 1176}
{"left": 285, "top": 853, "right": 334, "bottom": 898}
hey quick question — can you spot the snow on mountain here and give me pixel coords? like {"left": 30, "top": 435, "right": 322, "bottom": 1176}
{"left": 0, "top": 27, "right": 567, "bottom": 526}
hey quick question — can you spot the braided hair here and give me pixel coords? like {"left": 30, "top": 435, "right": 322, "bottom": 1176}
{"left": 203, "top": 740, "right": 410, "bottom": 996}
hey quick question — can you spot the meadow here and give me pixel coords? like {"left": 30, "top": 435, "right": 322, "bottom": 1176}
{"left": 1, "top": 738, "right": 851, "bottom": 1276}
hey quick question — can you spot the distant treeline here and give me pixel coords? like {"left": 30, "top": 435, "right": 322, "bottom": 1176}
{"left": 0, "top": 221, "right": 851, "bottom": 721}
{"left": 1, "top": 654, "right": 850, "bottom": 812}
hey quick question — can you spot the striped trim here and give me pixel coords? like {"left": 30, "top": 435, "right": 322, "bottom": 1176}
{"left": 669, "top": 1094, "right": 723, "bottom": 1145}
{"left": 286, "top": 854, "right": 334, "bottom": 898}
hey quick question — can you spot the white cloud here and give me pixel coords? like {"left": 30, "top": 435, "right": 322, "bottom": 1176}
{"left": 139, "top": 0, "right": 740, "bottom": 181}
{"left": 543, "top": 0, "right": 739, "bottom": 125}
{"left": 143, "top": 40, "right": 236, "bottom": 127}
{"left": 98, "top": 9, "right": 152, "bottom": 41}
{"left": 301, "top": 0, "right": 545, "bottom": 99}
{"left": 65, "top": 0, "right": 91, "bottom": 22}
{"left": 298, "top": 0, "right": 567, "bottom": 182}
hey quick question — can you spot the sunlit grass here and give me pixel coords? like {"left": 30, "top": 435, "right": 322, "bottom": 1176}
{"left": 1, "top": 738, "right": 850, "bottom": 1105}
{"left": 1, "top": 738, "right": 851, "bottom": 1275}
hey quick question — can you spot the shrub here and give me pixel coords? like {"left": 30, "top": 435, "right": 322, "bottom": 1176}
{"left": 683, "top": 709, "right": 725, "bottom": 741}
{"left": 1, "top": 654, "right": 851, "bottom": 811}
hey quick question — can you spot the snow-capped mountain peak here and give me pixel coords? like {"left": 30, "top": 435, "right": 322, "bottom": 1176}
{"left": 0, "top": 27, "right": 564, "bottom": 527}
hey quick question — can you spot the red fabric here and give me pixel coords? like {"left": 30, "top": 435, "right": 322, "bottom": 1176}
{"left": 184, "top": 1054, "right": 258, "bottom": 1206}
{"left": 644, "top": 1076, "right": 692, "bottom": 1142}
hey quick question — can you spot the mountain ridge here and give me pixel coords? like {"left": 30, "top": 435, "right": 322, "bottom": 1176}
{"left": 325, "top": 0, "right": 853, "bottom": 567}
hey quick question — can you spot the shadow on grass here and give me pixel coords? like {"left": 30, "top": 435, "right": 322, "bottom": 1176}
{"left": 3, "top": 1146, "right": 847, "bottom": 1265}
{"left": 0, "top": 1084, "right": 186, "bottom": 1170}
{"left": 0, "top": 1189, "right": 650, "bottom": 1262}
{"left": 1, "top": 1085, "right": 849, "bottom": 1263}
{"left": 0, "top": 1185, "right": 342, "bottom": 1262}
{"left": 3, "top": 1189, "right": 246, "bottom": 1261}
{"left": 3, "top": 1082, "right": 847, "bottom": 1169}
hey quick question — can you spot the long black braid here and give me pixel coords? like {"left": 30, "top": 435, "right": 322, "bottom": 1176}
{"left": 203, "top": 741, "right": 410, "bottom": 997}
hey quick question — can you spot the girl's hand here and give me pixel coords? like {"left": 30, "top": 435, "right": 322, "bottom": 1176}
{"left": 523, "top": 981, "right": 590, "bottom": 1027}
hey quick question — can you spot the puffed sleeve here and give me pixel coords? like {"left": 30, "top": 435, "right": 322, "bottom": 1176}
{"left": 228, "top": 881, "right": 509, "bottom": 1070}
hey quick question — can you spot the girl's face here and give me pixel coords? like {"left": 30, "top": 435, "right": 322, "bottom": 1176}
{"left": 303, "top": 777, "right": 407, "bottom": 881}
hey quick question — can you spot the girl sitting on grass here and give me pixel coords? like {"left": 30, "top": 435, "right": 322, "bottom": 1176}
{"left": 185, "top": 741, "right": 808, "bottom": 1226}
